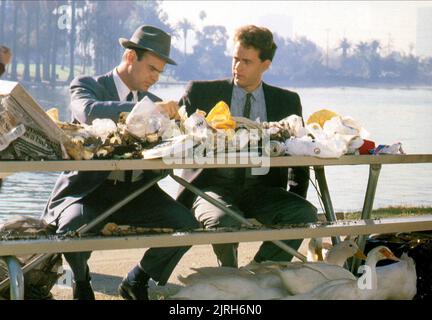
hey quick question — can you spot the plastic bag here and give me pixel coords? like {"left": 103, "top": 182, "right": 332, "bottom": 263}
{"left": 372, "top": 142, "right": 405, "bottom": 155}
{"left": 285, "top": 135, "right": 347, "bottom": 158}
{"left": 306, "top": 109, "right": 339, "bottom": 128}
{"left": 183, "top": 110, "right": 212, "bottom": 141}
{"left": 205, "top": 101, "right": 236, "bottom": 130}
{"left": 125, "top": 96, "right": 171, "bottom": 139}
{"left": 323, "top": 116, "right": 369, "bottom": 139}
{"left": 86, "top": 118, "right": 117, "bottom": 141}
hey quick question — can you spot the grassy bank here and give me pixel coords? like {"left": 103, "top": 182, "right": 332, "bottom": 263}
{"left": 341, "top": 206, "right": 432, "bottom": 220}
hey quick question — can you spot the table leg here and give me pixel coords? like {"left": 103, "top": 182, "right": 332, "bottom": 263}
{"left": 170, "top": 173, "right": 308, "bottom": 262}
{"left": 76, "top": 171, "right": 169, "bottom": 235}
{"left": 350, "top": 164, "right": 382, "bottom": 273}
{"left": 0, "top": 256, "right": 24, "bottom": 300}
{"left": 313, "top": 166, "right": 341, "bottom": 245}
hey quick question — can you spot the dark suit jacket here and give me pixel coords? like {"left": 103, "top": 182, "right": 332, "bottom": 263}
{"left": 42, "top": 72, "right": 161, "bottom": 224}
{"left": 0, "top": 63, "right": 5, "bottom": 77}
{"left": 176, "top": 79, "right": 310, "bottom": 209}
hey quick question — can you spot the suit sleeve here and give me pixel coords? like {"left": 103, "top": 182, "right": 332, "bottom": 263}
{"left": 70, "top": 76, "right": 136, "bottom": 124}
{"left": 178, "top": 81, "right": 200, "bottom": 116}
{"left": 288, "top": 92, "right": 310, "bottom": 198}
{"left": 0, "top": 63, "right": 5, "bottom": 77}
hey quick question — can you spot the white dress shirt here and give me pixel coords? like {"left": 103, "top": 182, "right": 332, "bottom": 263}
{"left": 107, "top": 68, "right": 142, "bottom": 183}
{"left": 113, "top": 67, "right": 138, "bottom": 102}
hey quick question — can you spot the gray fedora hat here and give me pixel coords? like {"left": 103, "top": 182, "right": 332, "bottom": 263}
{"left": 119, "top": 25, "right": 177, "bottom": 65}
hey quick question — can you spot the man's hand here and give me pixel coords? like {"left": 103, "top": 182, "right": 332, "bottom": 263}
{"left": 0, "top": 46, "right": 12, "bottom": 65}
{"left": 156, "top": 100, "right": 180, "bottom": 120}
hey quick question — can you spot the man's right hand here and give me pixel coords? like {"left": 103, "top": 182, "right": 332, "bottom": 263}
{"left": 156, "top": 100, "right": 180, "bottom": 120}
{"left": 0, "top": 46, "right": 12, "bottom": 65}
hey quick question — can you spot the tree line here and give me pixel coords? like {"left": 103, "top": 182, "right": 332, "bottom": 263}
{"left": 1, "top": 0, "right": 431, "bottom": 87}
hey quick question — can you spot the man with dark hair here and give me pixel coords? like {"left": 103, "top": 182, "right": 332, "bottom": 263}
{"left": 42, "top": 25, "right": 199, "bottom": 300}
{"left": 177, "top": 25, "right": 317, "bottom": 268}
{"left": 0, "top": 46, "right": 12, "bottom": 77}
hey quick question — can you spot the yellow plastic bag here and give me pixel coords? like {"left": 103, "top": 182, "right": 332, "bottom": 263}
{"left": 306, "top": 109, "right": 339, "bottom": 128}
{"left": 206, "top": 101, "right": 236, "bottom": 130}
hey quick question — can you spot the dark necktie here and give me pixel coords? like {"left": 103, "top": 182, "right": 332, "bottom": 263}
{"left": 236, "top": 93, "right": 253, "bottom": 185}
{"left": 243, "top": 93, "right": 252, "bottom": 118}
{"left": 126, "top": 91, "right": 134, "bottom": 102}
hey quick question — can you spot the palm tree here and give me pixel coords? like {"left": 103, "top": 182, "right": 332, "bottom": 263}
{"left": 10, "top": 1, "right": 19, "bottom": 81}
{"left": 370, "top": 40, "right": 381, "bottom": 56}
{"left": 67, "top": 0, "right": 76, "bottom": 82}
{"left": 199, "top": 10, "right": 207, "bottom": 22}
{"left": 355, "top": 41, "right": 369, "bottom": 59}
{"left": 337, "top": 37, "right": 351, "bottom": 59}
{"left": 34, "top": 2, "right": 42, "bottom": 83}
{"left": 177, "top": 18, "right": 194, "bottom": 56}
{"left": 0, "top": 0, "right": 6, "bottom": 43}
{"left": 22, "top": 4, "right": 33, "bottom": 82}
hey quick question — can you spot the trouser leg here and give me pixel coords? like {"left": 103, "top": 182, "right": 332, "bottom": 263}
{"left": 192, "top": 187, "right": 242, "bottom": 267}
{"left": 112, "top": 186, "right": 200, "bottom": 285}
{"left": 56, "top": 202, "right": 94, "bottom": 282}
{"left": 57, "top": 182, "right": 199, "bottom": 285}
{"left": 238, "top": 187, "right": 318, "bottom": 262}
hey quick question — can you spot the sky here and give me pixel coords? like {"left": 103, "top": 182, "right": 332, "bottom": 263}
{"left": 160, "top": 0, "right": 431, "bottom": 54}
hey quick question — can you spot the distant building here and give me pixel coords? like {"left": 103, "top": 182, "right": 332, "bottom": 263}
{"left": 416, "top": 7, "right": 432, "bottom": 57}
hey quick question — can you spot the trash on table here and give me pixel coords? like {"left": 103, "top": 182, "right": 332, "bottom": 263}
{"left": 125, "top": 96, "right": 171, "bottom": 142}
{"left": 358, "top": 139, "right": 376, "bottom": 155}
{"left": 205, "top": 101, "right": 236, "bottom": 130}
{"left": 372, "top": 142, "right": 405, "bottom": 155}
{"left": 306, "top": 109, "right": 339, "bottom": 128}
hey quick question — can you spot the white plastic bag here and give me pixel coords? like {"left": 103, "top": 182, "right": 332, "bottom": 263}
{"left": 86, "top": 118, "right": 117, "bottom": 141}
{"left": 285, "top": 135, "right": 347, "bottom": 158}
{"left": 125, "top": 96, "right": 171, "bottom": 139}
{"left": 183, "top": 111, "right": 212, "bottom": 140}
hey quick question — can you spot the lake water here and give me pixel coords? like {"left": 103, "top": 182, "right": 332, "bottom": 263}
{"left": 1, "top": 84, "right": 431, "bottom": 222}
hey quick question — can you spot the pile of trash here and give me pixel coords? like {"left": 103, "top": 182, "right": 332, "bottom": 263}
{"left": 1, "top": 94, "right": 406, "bottom": 161}
{"left": 261, "top": 109, "right": 405, "bottom": 158}
{"left": 46, "top": 97, "right": 181, "bottom": 160}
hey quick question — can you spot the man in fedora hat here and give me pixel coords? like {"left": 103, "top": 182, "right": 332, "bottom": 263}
{"left": 42, "top": 25, "right": 199, "bottom": 300}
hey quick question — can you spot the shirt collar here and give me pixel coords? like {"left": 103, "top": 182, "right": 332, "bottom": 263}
{"left": 113, "top": 68, "right": 138, "bottom": 102}
{"left": 233, "top": 82, "right": 263, "bottom": 101}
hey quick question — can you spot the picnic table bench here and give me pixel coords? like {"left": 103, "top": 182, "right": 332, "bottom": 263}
{"left": 1, "top": 154, "right": 432, "bottom": 299}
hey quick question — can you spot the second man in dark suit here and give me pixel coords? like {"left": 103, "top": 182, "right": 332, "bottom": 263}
{"left": 177, "top": 25, "right": 318, "bottom": 268}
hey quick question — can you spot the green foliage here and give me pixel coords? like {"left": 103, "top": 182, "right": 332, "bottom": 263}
{"left": 343, "top": 206, "right": 432, "bottom": 220}
{"left": 0, "top": 0, "right": 430, "bottom": 87}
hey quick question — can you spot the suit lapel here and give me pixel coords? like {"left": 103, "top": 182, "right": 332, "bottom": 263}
{"left": 223, "top": 79, "right": 234, "bottom": 110}
{"left": 101, "top": 72, "right": 120, "bottom": 101}
{"left": 262, "top": 82, "right": 279, "bottom": 121}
